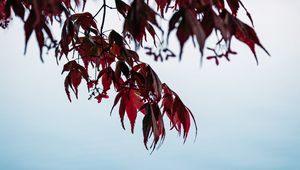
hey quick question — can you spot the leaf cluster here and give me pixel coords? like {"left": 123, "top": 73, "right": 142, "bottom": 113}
{"left": 0, "top": 0, "right": 269, "bottom": 151}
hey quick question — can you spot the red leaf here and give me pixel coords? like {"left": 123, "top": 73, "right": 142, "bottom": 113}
{"left": 70, "top": 70, "right": 82, "bottom": 99}
{"left": 102, "top": 72, "right": 112, "bottom": 92}
{"left": 162, "top": 84, "right": 197, "bottom": 142}
{"left": 115, "top": 61, "right": 129, "bottom": 80}
{"left": 70, "top": 12, "right": 98, "bottom": 32}
{"left": 142, "top": 103, "right": 165, "bottom": 151}
{"left": 23, "top": 7, "right": 56, "bottom": 61}
{"left": 64, "top": 69, "right": 82, "bottom": 102}
{"left": 129, "top": 90, "right": 145, "bottom": 114}
{"left": 110, "top": 91, "right": 123, "bottom": 115}
{"left": 176, "top": 18, "right": 190, "bottom": 58}
{"left": 119, "top": 92, "right": 127, "bottom": 129}
{"left": 35, "top": 30, "right": 44, "bottom": 62}
{"left": 214, "top": 0, "right": 225, "bottom": 10}
{"left": 113, "top": 89, "right": 143, "bottom": 133}
{"left": 64, "top": 74, "right": 72, "bottom": 102}
{"left": 115, "top": 0, "right": 130, "bottom": 17}
{"left": 174, "top": 0, "right": 193, "bottom": 8}
{"left": 5, "top": 0, "right": 25, "bottom": 20}
{"left": 62, "top": 60, "right": 89, "bottom": 101}
{"left": 226, "top": 0, "right": 239, "bottom": 16}
{"left": 154, "top": 0, "right": 170, "bottom": 17}
{"left": 125, "top": 93, "right": 137, "bottom": 133}
{"left": 169, "top": 8, "right": 206, "bottom": 60}
{"left": 124, "top": 0, "right": 160, "bottom": 44}
{"left": 238, "top": 0, "right": 254, "bottom": 26}
{"left": 232, "top": 14, "right": 270, "bottom": 64}
{"left": 148, "top": 66, "right": 162, "bottom": 101}
{"left": 168, "top": 10, "right": 182, "bottom": 37}
{"left": 173, "top": 95, "right": 191, "bottom": 141}
{"left": 142, "top": 107, "right": 152, "bottom": 149}
{"left": 24, "top": 10, "right": 35, "bottom": 54}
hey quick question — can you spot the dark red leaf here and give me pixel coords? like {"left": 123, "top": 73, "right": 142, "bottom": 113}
{"left": 115, "top": 0, "right": 131, "bottom": 17}
{"left": 102, "top": 72, "right": 112, "bottom": 92}
{"left": 232, "top": 14, "right": 270, "bottom": 64}
{"left": 142, "top": 107, "right": 152, "bottom": 149}
{"left": 124, "top": 0, "right": 160, "bottom": 44}
{"left": 154, "top": 0, "right": 171, "bottom": 17}
{"left": 110, "top": 90, "right": 123, "bottom": 115}
{"left": 169, "top": 8, "right": 206, "bottom": 59}
{"left": 24, "top": 10, "right": 35, "bottom": 54}
{"left": 119, "top": 92, "right": 127, "bottom": 129}
{"left": 62, "top": 60, "right": 89, "bottom": 101}
{"left": 125, "top": 93, "right": 137, "bottom": 133}
{"left": 226, "top": 0, "right": 239, "bottom": 16}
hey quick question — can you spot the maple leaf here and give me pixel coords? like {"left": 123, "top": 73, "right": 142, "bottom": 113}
{"left": 110, "top": 89, "right": 142, "bottom": 133}
{"left": 221, "top": 10, "right": 270, "bottom": 64}
{"left": 4, "top": 0, "right": 25, "bottom": 20}
{"left": 154, "top": 0, "right": 171, "bottom": 17}
{"left": 142, "top": 103, "right": 165, "bottom": 151}
{"left": 115, "top": 0, "right": 130, "bottom": 18}
{"left": 168, "top": 7, "right": 206, "bottom": 60}
{"left": 124, "top": 0, "right": 160, "bottom": 44}
{"left": 226, "top": 0, "right": 239, "bottom": 16}
{"left": 62, "top": 60, "right": 89, "bottom": 102}
{"left": 24, "top": 10, "right": 56, "bottom": 62}
{"left": 162, "top": 84, "right": 197, "bottom": 142}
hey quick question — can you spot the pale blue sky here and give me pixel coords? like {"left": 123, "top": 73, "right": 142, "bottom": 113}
{"left": 0, "top": 1, "right": 300, "bottom": 169}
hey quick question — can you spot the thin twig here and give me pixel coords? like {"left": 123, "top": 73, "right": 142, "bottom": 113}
{"left": 100, "top": 0, "right": 106, "bottom": 35}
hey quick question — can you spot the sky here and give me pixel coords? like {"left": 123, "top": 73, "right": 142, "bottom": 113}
{"left": 0, "top": 0, "right": 300, "bottom": 169}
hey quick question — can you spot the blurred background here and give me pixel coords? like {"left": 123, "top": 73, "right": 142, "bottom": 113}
{"left": 0, "top": 0, "right": 299, "bottom": 169}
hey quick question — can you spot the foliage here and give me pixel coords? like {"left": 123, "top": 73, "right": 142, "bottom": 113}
{"left": 0, "top": 0, "right": 268, "bottom": 151}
